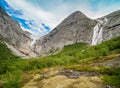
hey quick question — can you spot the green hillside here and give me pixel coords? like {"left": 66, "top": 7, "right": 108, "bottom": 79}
{"left": 0, "top": 36, "right": 120, "bottom": 88}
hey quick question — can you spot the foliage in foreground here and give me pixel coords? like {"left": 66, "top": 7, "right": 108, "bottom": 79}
{"left": 0, "top": 36, "right": 120, "bottom": 87}
{"left": 102, "top": 67, "right": 120, "bottom": 87}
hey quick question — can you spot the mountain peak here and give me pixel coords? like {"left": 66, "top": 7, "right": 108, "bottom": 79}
{"left": 70, "top": 10, "right": 85, "bottom": 16}
{"left": 65, "top": 10, "right": 88, "bottom": 20}
{"left": 56, "top": 10, "right": 89, "bottom": 28}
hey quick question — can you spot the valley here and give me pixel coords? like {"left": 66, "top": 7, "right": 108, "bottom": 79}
{"left": 0, "top": 3, "right": 120, "bottom": 88}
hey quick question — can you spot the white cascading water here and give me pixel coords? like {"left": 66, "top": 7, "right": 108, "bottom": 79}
{"left": 30, "top": 35, "right": 40, "bottom": 48}
{"left": 30, "top": 38, "right": 36, "bottom": 47}
{"left": 92, "top": 17, "right": 108, "bottom": 45}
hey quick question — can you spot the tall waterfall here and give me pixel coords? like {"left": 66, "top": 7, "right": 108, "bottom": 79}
{"left": 92, "top": 17, "right": 108, "bottom": 45}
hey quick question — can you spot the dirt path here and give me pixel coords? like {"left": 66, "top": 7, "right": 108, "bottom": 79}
{"left": 36, "top": 75, "right": 104, "bottom": 88}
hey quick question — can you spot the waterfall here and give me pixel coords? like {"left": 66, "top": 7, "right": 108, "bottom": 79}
{"left": 30, "top": 38, "right": 36, "bottom": 47}
{"left": 30, "top": 35, "right": 40, "bottom": 48}
{"left": 92, "top": 17, "right": 108, "bottom": 45}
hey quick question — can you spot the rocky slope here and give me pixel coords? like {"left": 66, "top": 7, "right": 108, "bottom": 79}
{"left": 0, "top": 6, "right": 36, "bottom": 57}
{"left": 35, "top": 10, "right": 120, "bottom": 56}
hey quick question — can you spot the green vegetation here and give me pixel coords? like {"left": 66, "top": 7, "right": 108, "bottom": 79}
{"left": 0, "top": 41, "right": 19, "bottom": 60}
{"left": 102, "top": 67, "right": 120, "bottom": 87}
{"left": 0, "top": 36, "right": 120, "bottom": 87}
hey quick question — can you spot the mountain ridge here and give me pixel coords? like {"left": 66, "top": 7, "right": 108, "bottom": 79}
{"left": 0, "top": 6, "right": 120, "bottom": 57}
{"left": 34, "top": 9, "right": 120, "bottom": 56}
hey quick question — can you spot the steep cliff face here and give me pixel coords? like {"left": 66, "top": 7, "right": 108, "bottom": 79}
{"left": 0, "top": 6, "right": 36, "bottom": 57}
{"left": 35, "top": 11, "right": 96, "bottom": 55}
{"left": 102, "top": 10, "right": 120, "bottom": 42}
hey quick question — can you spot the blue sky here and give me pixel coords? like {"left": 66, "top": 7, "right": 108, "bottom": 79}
{"left": 0, "top": 0, "right": 120, "bottom": 35}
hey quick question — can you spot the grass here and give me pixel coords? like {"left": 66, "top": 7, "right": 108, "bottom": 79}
{"left": 0, "top": 36, "right": 120, "bottom": 87}
{"left": 102, "top": 68, "right": 120, "bottom": 87}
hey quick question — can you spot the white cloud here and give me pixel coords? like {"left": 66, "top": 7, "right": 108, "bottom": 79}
{"left": 6, "top": 0, "right": 57, "bottom": 36}
{"left": 5, "top": 0, "right": 120, "bottom": 36}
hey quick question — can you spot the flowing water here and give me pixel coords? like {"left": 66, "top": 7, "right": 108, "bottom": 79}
{"left": 92, "top": 17, "right": 108, "bottom": 45}
{"left": 30, "top": 38, "right": 36, "bottom": 47}
{"left": 30, "top": 35, "right": 40, "bottom": 48}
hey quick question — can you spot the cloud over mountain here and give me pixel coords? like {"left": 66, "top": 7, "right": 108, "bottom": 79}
{"left": 1, "top": 0, "right": 120, "bottom": 35}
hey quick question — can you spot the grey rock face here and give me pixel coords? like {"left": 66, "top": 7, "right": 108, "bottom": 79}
{"left": 0, "top": 6, "right": 36, "bottom": 57}
{"left": 102, "top": 10, "right": 120, "bottom": 41}
{"left": 35, "top": 11, "right": 96, "bottom": 55}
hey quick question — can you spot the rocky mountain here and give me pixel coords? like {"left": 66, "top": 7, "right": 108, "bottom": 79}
{"left": 34, "top": 11, "right": 96, "bottom": 56}
{"left": 0, "top": 6, "right": 36, "bottom": 57}
{"left": 0, "top": 5, "right": 120, "bottom": 57}
{"left": 0, "top": 5, "right": 120, "bottom": 88}
{"left": 34, "top": 10, "right": 120, "bottom": 56}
